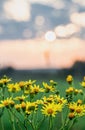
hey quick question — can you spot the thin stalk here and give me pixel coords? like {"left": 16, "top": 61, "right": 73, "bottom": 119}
{"left": 2, "top": 87, "right": 5, "bottom": 100}
{"left": 68, "top": 118, "right": 77, "bottom": 130}
{"left": 59, "top": 117, "right": 70, "bottom": 130}
{"left": 12, "top": 120, "right": 16, "bottom": 130}
{"left": 63, "top": 108, "right": 69, "bottom": 127}
{"left": 26, "top": 118, "right": 35, "bottom": 130}
{"left": 9, "top": 108, "right": 24, "bottom": 126}
{"left": 0, "top": 117, "right": 4, "bottom": 130}
{"left": 0, "top": 108, "right": 4, "bottom": 118}
{"left": 83, "top": 93, "right": 85, "bottom": 103}
{"left": 16, "top": 119, "right": 23, "bottom": 130}
{"left": 24, "top": 119, "right": 28, "bottom": 130}
{"left": 8, "top": 109, "right": 16, "bottom": 130}
{"left": 59, "top": 112, "right": 64, "bottom": 130}
{"left": 36, "top": 116, "right": 45, "bottom": 130}
{"left": 48, "top": 116, "right": 53, "bottom": 130}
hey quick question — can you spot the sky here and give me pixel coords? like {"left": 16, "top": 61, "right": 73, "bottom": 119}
{"left": 0, "top": 38, "right": 85, "bottom": 70}
{"left": 0, "top": 0, "right": 85, "bottom": 70}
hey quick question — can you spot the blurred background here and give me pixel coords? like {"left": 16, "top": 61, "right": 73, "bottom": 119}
{"left": 0, "top": 0, "right": 85, "bottom": 80}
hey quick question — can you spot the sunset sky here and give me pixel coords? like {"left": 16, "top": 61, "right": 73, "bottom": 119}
{"left": 0, "top": 0, "right": 85, "bottom": 70}
{"left": 0, "top": 38, "right": 85, "bottom": 70}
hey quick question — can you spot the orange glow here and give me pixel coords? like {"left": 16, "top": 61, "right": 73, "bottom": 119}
{"left": 0, "top": 38, "right": 85, "bottom": 69}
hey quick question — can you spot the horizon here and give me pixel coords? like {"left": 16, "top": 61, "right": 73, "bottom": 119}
{"left": 0, "top": 38, "right": 85, "bottom": 70}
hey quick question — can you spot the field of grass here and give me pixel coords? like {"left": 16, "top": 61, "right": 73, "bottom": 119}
{"left": 0, "top": 76, "right": 85, "bottom": 130}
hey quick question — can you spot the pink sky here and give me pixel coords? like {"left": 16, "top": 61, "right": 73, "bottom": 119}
{"left": 0, "top": 38, "right": 85, "bottom": 69}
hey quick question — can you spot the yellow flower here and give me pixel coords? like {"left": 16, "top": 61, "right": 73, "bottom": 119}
{"left": 41, "top": 102, "right": 62, "bottom": 117}
{"left": 0, "top": 80, "right": 4, "bottom": 87}
{"left": 55, "top": 95, "right": 67, "bottom": 105}
{"left": 41, "top": 103, "right": 57, "bottom": 117}
{"left": 74, "top": 89, "right": 79, "bottom": 95}
{"left": 68, "top": 103, "right": 76, "bottom": 112}
{"left": 20, "top": 101, "right": 26, "bottom": 111}
{"left": 25, "top": 80, "right": 36, "bottom": 86}
{"left": 24, "top": 84, "right": 33, "bottom": 94}
{"left": 0, "top": 104, "right": 4, "bottom": 108}
{"left": 66, "top": 75, "right": 73, "bottom": 84}
{"left": 50, "top": 80, "right": 57, "bottom": 86}
{"left": 68, "top": 112, "right": 75, "bottom": 120}
{"left": 66, "top": 87, "right": 74, "bottom": 94}
{"left": 7, "top": 83, "right": 21, "bottom": 92}
{"left": 25, "top": 101, "right": 38, "bottom": 115}
{"left": 68, "top": 102, "right": 85, "bottom": 117}
{"left": 80, "top": 81, "right": 85, "bottom": 88}
{"left": 0, "top": 98, "right": 15, "bottom": 108}
{"left": 0, "top": 75, "right": 11, "bottom": 87}
{"left": 24, "top": 81, "right": 38, "bottom": 95}
{"left": 43, "top": 82, "right": 55, "bottom": 93}
{"left": 36, "top": 99, "right": 43, "bottom": 105}
{"left": 77, "top": 99, "right": 82, "bottom": 105}
{"left": 21, "top": 102, "right": 26, "bottom": 109}
{"left": 42, "top": 95, "right": 55, "bottom": 104}
{"left": 1, "top": 78, "right": 11, "bottom": 85}
{"left": 24, "top": 90, "right": 29, "bottom": 94}
{"left": 18, "top": 81, "right": 26, "bottom": 89}
{"left": 75, "top": 105, "right": 85, "bottom": 116}
{"left": 14, "top": 95, "right": 27, "bottom": 102}
{"left": 83, "top": 76, "right": 85, "bottom": 81}
{"left": 78, "top": 89, "right": 83, "bottom": 95}
{"left": 30, "top": 84, "right": 44, "bottom": 94}
{"left": 14, "top": 104, "right": 21, "bottom": 111}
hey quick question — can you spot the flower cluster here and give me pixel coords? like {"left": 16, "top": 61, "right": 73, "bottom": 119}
{"left": 0, "top": 75, "right": 85, "bottom": 130}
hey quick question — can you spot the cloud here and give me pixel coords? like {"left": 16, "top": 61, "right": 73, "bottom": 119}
{"left": 54, "top": 23, "right": 80, "bottom": 38}
{"left": 29, "top": 0, "right": 65, "bottom": 9}
{"left": 70, "top": 12, "right": 85, "bottom": 27}
{"left": 72, "top": 0, "right": 85, "bottom": 6}
{"left": 3, "top": 0, "right": 31, "bottom": 22}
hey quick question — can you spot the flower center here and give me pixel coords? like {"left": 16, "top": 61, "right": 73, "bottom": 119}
{"left": 76, "top": 108, "right": 81, "bottom": 113}
{"left": 47, "top": 108, "right": 53, "bottom": 114}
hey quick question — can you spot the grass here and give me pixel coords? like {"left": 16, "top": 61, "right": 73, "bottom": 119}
{"left": 1, "top": 76, "right": 85, "bottom": 130}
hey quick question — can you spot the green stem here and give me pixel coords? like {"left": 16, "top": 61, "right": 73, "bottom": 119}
{"left": 0, "top": 117, "right": 4, "bottom": 130}
{"left": 9, "top": 108, "right": 24, "bottom": 126}
{"left": 0, "top": 108, "right": 4, "bottom": 117}
{"left": 60, "top": 112, "right": 64, "bottom": 130}
{"left": 16, "top": 119, "right": 22, "bottom": 130}
{"left": 59, "top": 109, "right": 67, "bottom": 130}
{"left": 19, "top": 110, "right": 35, "bottom": 130}
{"left": 48, "top": 116, "right": 53, "bottom": 130}
{"left": 12, "top": 120, "right": 16, "bottom": 130}
{"left": 36, "top": 116, "right": 45, "bottom": 130}
{"left": 83, "top": 93, "right": 85, "bottom": 103}
{"left": 2, "top": 87, "right": 5, "bottom": 100}
{"left": 24, "top": 119, "right": 28, "bottom": 130}
{"left": 26, "top": 118, "right": 35, "bottom": 130}
{"left": 9, "top": 110, "right": 16, "bottom": 130}
{"left": 68, "top": 118, "right": 77, "bottom": 130}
